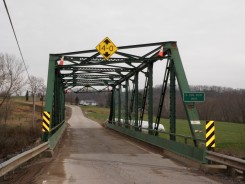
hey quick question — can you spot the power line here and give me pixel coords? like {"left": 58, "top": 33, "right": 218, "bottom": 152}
{"left": 3, "top": 0, "right": 31, "bottom": 81}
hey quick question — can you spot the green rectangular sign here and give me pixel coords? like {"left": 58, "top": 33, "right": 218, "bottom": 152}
{"left": 183, "top": 92, "right": 205, "bottom": 102}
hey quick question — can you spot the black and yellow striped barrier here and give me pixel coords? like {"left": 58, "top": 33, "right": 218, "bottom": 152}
{"left": 206, "top": 120, "right": 215, "bottom": 149}
{"left": 42, "top": 111, "right": 50, "bottom": 132}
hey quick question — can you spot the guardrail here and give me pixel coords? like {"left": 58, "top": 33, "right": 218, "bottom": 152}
{"left": 206, "top": 151, "right": 245, "bottom": 180}
{"left": 107, "top": 122, "right": 206, "bottom": 163}
{"left": 0, "top": 142, "right": 49, "bottom": 177}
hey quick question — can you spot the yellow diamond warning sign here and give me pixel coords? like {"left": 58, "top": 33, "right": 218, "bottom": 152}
{"left": 96, "top": 37, "right": 118, "bottom": 60}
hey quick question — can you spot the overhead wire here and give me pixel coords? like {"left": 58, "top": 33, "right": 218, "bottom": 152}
{"left": 3, "top": 0, "right": 31, "bottom": 81}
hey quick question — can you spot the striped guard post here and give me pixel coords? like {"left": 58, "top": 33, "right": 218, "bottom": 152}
{"left": 206, "top": 120, "right": 215, "bottom": 150}
{"left": 42, "top": 111, "right": 50, "bottom": 132}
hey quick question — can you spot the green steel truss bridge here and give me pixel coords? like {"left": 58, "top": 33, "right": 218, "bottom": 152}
{"left": 43, "top": 41, "right": 206, "bottom": 162}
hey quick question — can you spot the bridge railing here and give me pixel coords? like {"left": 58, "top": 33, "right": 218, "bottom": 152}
{"left": 112, "top": 120, "right": 206, "bottom": 146}
{"left": 49, "top": 120, "right": 67, "bottom": 149}
{"left": 107, "top": 122, "right": 206, "bottom": 163}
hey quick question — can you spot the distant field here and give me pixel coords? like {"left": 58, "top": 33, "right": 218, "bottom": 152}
{"left": 81, "top": 106, "right": 110, "bottom": 124}
{"left": 81, "top": 106, "right": 245, "bottom": 157}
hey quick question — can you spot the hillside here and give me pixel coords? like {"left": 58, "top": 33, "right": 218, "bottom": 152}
{"left": 0, "top": 97, "right": 43, "bottom": 160}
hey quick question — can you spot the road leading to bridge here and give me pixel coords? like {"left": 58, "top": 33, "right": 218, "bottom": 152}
{"left": 34, "top": 106, "right": 220, "bottom": 184}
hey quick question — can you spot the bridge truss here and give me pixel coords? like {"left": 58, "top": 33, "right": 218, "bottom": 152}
{"left": 43, "top": 41, "right": 206, "bottom": 162}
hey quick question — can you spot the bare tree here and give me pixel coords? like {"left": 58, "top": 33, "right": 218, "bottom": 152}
{"left": 0, "top": 53, "right": 25, "bottom": 107}
{"left": 38, "top": 85, "right": 46, "bottom": 117}
{"left": 237, "top": 89, "right": 245, "bottom": 123}
{"left": 0, "top": 54, "right": 25, "bottom": 123}
{"left": 27, "top": 76, "right": 45, "bottom": 130}
{"left": 28, "top": 76, "right": 44, "bottom": 97}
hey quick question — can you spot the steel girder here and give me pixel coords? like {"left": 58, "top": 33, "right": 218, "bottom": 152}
{"left": 52, "top": 42, "right": 171, "bottom": 91}
{"left": 43, "top": 41, "right": 204, "bottom": 151}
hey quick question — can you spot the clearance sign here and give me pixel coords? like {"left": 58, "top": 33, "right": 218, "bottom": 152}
{"left": 96, "top": 37, "right": 118, "bottom": 60}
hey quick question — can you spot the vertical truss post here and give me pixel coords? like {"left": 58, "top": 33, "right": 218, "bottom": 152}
{"left": 42, "top": 55, "right": 58, "bottom": 142}
{"left": 114, "top": 88, "right": 118, "bottom": 123}
{"left": 148, "top": 63, "right": 153, "bottom": 134}
{"left": 118, "top": 85, "right": 121, "bottom": 124}
{"left": 165, "top": 42, "right": 204, "bottom": 147}
{"left": 56, "top": 81, "right": 63, "bottom": 124}
{"left": 154, "top": 59, "right": 170, "bottom": 136}
{"left": 170, "top": 60, "right": 176, "bottom": 141}
{"left": 134, "top": 72, "right": 139, "bottom": 130}
{"left": 51, "top": 70, "right": 60, "bottom": 130}
{"left": 113, "top": 87, "right": 116, "bottom": 123}
{"left": 72, "top": 68, "right": 77, "bottom": 87}
{"left": 109, "top": 88, "right": 114, "bottom": 123}
{"left": 129, "top": 80, "right": 135, "bottom": 123}
{"left": 139, "top": 72, "right": 149, "bottom": 131}
{"left": 62, "top": 85, "right": 65, "bottom": 121}
{"left": 52, "top": 66, "right": 65, "bottom": 135}
{"left": 55, "top": 73, "right": 61, "bottom": 128}
{"left": 125, "top": 80, "right": 129, "bottom": 128}
{"left": 59, "top": 80, "right": 64, "bottom": 123}
{"left": 54, "top": 79, "right": 57, "bottom": 126}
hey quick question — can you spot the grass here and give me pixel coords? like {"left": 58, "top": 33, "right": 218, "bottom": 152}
{"left": 81, "top": 106, "right": 245, "bottom": 157}
{"left": 81, "top": 106, "right": 110, "bottom": 124}
{"left": 213, "top": 121, "right": 245, "bottom": 155}
{"left": 1, "top": 97, "right": 43, "bottom": 126}
{"left": 0, "top": 97, "right": 44, "bottom": 160}
{"left": 161, "top": 119, "right": 245, "bottom": 156}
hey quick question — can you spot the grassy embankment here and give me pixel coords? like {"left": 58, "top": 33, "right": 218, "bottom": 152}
{"left": 0, "top": 97, "right": 43, "bottom": 160}
{"left": 81, "top": 106, "right": 245, "bottom": 157}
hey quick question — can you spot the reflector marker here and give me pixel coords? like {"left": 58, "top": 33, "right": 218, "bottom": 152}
{"left": 42, "top": 111, "right": 50, "bottom": 132}
{"left": 206, "top": 121, "right": 215, "bottom": 149}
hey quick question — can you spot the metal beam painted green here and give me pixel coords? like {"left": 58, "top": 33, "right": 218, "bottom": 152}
{"left": 139, "top": 73, "right": 148, "bottom": 131}
{"left": 46, "top": 41, "right": 205, "bottom": 160}
{"left": 170, "top": 60, "right": 176, "bottom": 141}
{"left": 107, "top": 123, "right": 206, "bottom": 163}
{"left": 42, "top": 55, "right": 59, "bottom": 141}
{"left": 109, "top": 89, "right": 114, "bottom": 123}
{"left": 118, "top": 85, "right": 121, "bottom": 123}
{"left": 134, "top": 72, "right": 139, "bottom": 130}
{"left": 154, "top": 59, "right": 170, "bottom": 135}
{"left": 165, "top": 42, "right": 204, "bottom": 146}
{"left": 125, "top": 80, "right": 129, "bottom": 127}
{"left": 148, "top": 63, "right": 153, "bottom": 135}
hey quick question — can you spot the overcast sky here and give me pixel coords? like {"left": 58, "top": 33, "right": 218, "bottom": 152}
{"left": 1, "top": 0, "right": 245, "bottom": 89}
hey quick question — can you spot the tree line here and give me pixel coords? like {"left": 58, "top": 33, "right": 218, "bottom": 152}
{"left": 152, "top": 85, "right": 245, "bottom": 124}
{"left": 67, "top": 84, "right": 245, "bottom": 124}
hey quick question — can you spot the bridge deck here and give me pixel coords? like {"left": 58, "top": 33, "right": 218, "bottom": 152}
{"left": 34, "top": 106, "right": 219, "bottom": 184}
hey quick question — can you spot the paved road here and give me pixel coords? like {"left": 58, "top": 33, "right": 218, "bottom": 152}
{"left": 34, "top": 106, "right": 220, "bottom": 184}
